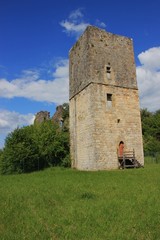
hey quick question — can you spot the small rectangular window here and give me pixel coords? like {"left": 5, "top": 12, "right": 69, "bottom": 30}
{"left": 107, "top": 94, "right": 112, "bottom": 101}
{"left": 107, "top": 93, "right": 112, "bottom": 108}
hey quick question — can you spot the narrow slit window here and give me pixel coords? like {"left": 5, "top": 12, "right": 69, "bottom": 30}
{"left": 106, "top": 66, "right": 111, "bottom": 73}
{"left": 107, "top": 94, "right": 112, "bottom": 108}
{"left": 106, "top": 64, "right": 111, "bottom": 79}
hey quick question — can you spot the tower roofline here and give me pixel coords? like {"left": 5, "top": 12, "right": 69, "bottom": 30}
{"left": 69, "top": 25, "right": 133, "bottom": 54}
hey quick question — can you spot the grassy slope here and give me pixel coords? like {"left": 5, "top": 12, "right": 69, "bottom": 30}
{"left": 0, "top": 164, "right": 160, "bottom": 240}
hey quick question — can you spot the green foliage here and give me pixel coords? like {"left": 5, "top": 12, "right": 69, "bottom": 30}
{"left": 61, "top": 154, "right": 71, "bottom": 167}
{"left": 62, "top": 103, "right": 69, "bottom": 120}
{"left": 1, "top": 126, "right": 39, "bottom": 174}
{"left": 141, "top": 108, "right": 160, "bottom": 155}
{"left": 61, "top": 103, "right": 69, "bottom": 132}
{"left": 0, "top": 120, "right": 70, "bottom": 174}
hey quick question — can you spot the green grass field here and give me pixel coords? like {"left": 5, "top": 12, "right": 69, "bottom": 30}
{"left": 0, "top": 164, "right": 160, "bottom": 240}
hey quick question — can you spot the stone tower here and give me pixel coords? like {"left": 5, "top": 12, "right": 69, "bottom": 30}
{"left": 69, "top": 26, "right": 144, "bottom": 170}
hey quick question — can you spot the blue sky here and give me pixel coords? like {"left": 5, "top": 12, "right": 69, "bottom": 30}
{"left": 0, "top": 0, "right": 160, "bottom": 148}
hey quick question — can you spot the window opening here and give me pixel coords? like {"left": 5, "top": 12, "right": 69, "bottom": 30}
{"left": 106, "top": 64, "right": 111, "bottom": 79}
{"left": 107, "top": 94, "right": 112, "bottom": 108}
{"left": 106, "top": 66, "right": 111, "bottom": 73}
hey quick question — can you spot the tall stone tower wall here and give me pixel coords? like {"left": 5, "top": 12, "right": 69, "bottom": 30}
{"left": 69, "top": 26, "right": 144, "bottom": 170}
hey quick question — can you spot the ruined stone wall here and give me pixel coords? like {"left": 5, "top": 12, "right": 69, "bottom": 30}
{"left": 52, "top": 105, "right": 63, "bottom": 123}
{"left": 34, "top": 111, "right": 50, "bottom": 124}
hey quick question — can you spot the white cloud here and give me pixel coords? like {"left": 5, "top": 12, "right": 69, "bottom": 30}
{"left": 136, "top": 47, "right": 160, "bottom": 112}
{"left": 53, "top": 59, "right": 69, "bottom": 78}
{"left": 0, "top": 110, "right": 35, "bottom": 148}
{"left": 138, "top": 47, "right": 160, "bottom": 70}
{"left": 69, "top": 8, "right": 83, "bottom": 20}
{"left": 95, "top": 19, "right": 106, "bottom": 28}
{"left": 60, "top": 20, "right": 89, "bottom": 39}
{"left": 0, "top": 59, "right": 69, "bottom": 105}
{"left": 60, "top": 8, "right": 106, "bottom": 39}
{"left": 0, "top": 58, "right": 69, "bottom": 148}
{"left": 20, "top": 69, "right": 40, "bottom": 81}
{"left": 60, "top": 9, "right": 89, "bottom": 39}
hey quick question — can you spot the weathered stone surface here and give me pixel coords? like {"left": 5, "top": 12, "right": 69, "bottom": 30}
{"left": 69, "top": 26, "right": 137, "bottom": 99}
{"left": 69, "top": 26, "right": 144, "bottom": 170}
{"left": 34, "top": 104, "right": 69, "bottom": 130}
{"left": 34, "top": 111, "right": 50, "bottom": 124}
{"left": 52, "top": 105, "right": 63, "bottom": 123}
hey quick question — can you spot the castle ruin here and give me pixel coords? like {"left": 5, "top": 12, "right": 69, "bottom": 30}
{"left": 34, "top": 111, "right": 50, "bottom": 124}
{"left": 69, "top": 26, "right": 144, "bottom": 170}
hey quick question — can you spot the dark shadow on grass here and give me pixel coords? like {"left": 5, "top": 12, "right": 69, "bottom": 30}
{"left": 80, "top": 192, "right": 96, "bottom": 200}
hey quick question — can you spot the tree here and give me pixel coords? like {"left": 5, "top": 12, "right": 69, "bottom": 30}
{"left": 33, "top": 120, "right": 70, "bottom": 167}
{"left": 141, "top": 108, "right": 160, "bottom": 155}
{"left": 1, "top": 126, "right": 39, "bottom": 174}
{"left": 0, "top": 120, "right": 70, "bottom": 174}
